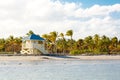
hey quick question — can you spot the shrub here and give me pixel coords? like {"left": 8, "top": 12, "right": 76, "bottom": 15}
{"left": 70, "top": 50, "right": 82, "bottom": 55}
{"left": 0, "top": 52, "right": 14, "bottom": 54}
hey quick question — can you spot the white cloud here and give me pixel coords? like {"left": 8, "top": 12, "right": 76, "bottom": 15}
{"left": 75, "top": 4, "right": 120, "bottom": 18}
{"left": 0, "top": 0, "right": 120, "bottom": 40}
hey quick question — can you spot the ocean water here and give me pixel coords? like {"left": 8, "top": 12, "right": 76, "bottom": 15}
{"left": 0, "top": 60, "right": 120, "bottom": 80}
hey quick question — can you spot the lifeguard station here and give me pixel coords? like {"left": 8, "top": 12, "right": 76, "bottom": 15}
{"left": 21, "top": 34, "right": 48, "bottom": 55}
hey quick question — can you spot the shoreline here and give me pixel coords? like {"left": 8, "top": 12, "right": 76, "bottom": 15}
{"left": 0, "top": 55, "right": 120, "bottom": 61}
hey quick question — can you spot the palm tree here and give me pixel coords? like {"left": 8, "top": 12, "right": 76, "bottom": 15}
{"left": 42, "top": 34, "right": 50, "bottom": 52}
{"left": 84, "top": 36, "right": 94, "bottom": 52}
{"left": 26, "top": 30, "right": 34, "bottom": 36}
{"left": 14, "top": 37, "right": 22, "bottom": 53}
{"left": 111, "top": 37, "right": 118, "bottom": 48}
{"left": 59, "top": 33, "right": 65, "bottom": 39}
{"left": 5, "top": 35, "right": 14, "bottom": 52}
{"left": 49, "top": 31, "right": 58, "bottom": 43}
{"left": 93, "top": 34, "right": 101, "bottom": 53}
{"left": 49, "top": 31, "right": 58, "bottom": 53}
{"left": 0, "top": 38, "right": 5, "bottom": 52}
{"left": 66, "top": 30, "right": 73, "bottom": 40}
{"left": 77, "top": 39, "right": 84, "bottom": 50}
{"left": 5, "top": 36, "right": 22, "bottom": 53}
{"left": 101, "top": 35, "right": 111, "bottom": 54}
{"left": 66, "top": 30, "right": 74, "bottom": 52}
{"left": 94, "top": 34, "right": 100, "bottom": 45}
{"left": 42, "top": 34, "right": 48, "bottom": 39}
{"left": 58, "top": 33, "right": 66, "bottom": 54}
{"left": 56, "top": 39, "right": 64, "bottom": 53}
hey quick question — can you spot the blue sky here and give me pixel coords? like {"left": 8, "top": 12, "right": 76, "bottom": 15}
{"left": 60, "top": 0, "right": 120, "bottom": 8}
{"left": 0, "top": 0, "right": 120, "bottom": 40}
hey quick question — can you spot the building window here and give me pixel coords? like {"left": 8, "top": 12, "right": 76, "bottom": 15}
{"left": 38, "top": 41, "right": 43, "bottom": 44}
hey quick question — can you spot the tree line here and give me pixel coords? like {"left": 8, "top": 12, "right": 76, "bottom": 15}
{"left": 0, "top": 30, "right": 120, "bottom": 55}
{"left": 0, "top": 36, "right": 22, "bottom": 54}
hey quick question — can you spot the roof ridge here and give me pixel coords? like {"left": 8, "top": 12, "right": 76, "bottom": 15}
{"left": 23, "top": 34, "right": 44, "bottom": 41}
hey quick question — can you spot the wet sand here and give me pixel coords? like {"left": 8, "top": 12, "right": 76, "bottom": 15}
{"left": 0, "top": 55, "right": 120, "bottom": 61}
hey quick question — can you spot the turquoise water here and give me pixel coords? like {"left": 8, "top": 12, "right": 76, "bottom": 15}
{"left": 0, "top": 60, "right": 120, "bottom": 80}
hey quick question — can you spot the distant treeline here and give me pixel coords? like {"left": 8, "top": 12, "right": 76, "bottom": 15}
{"left": 0, "top": 30, "right": 120, "bottom": 55}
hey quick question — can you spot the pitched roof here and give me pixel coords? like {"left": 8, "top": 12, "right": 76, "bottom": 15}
{"left": 23, "top": 34, "right": 44, "bottom": 41}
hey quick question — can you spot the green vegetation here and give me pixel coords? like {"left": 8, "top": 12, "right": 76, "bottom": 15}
{"left": 70, "top": 50, "right": 82, "bottom": 55}
{"left": 0, "top": 36, "right": 22, "bottom": 54}
{"left": 0, "top": 30, "right": 120, "bottom": 55}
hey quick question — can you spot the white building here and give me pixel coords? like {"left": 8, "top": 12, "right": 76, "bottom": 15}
{"left": 21, "top": 34, "right": 48, "bottom": 54}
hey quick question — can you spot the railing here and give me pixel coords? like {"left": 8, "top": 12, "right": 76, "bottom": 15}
{"left": 22, "top": 43, "right": 48, "bottom": 54}
{"left": 34, "top": 44, "right": 48, "bottom": 54}
{"left": 22, "top": 43, "right": 33, "bottom": 48}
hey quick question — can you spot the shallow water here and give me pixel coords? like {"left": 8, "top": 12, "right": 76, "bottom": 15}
{"left": 0, "top": 60, "right": 120, "bottom": 80}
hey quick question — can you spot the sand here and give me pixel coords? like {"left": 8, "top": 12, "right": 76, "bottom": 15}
{"left": 0, "top": 55, "right": 120, "bottom": 61}
{"left": 71, "top": 55, "right": 120, "bottom": 60}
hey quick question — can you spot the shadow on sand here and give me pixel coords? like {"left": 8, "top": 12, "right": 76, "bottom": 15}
{"left": 43, "top": 54, "right": 78, "bottom": 59}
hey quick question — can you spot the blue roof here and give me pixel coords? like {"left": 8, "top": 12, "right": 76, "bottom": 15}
{"left": 23, "top": 34, "right": 44, "bottom": 41}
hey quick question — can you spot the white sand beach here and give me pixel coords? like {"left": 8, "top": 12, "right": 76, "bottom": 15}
{"left": 0, "top": 55, "right": 120, "bottom": 61}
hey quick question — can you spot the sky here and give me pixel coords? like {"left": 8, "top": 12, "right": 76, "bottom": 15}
{"left": 0, "top": 0, "right": 120, "bottom": 40}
